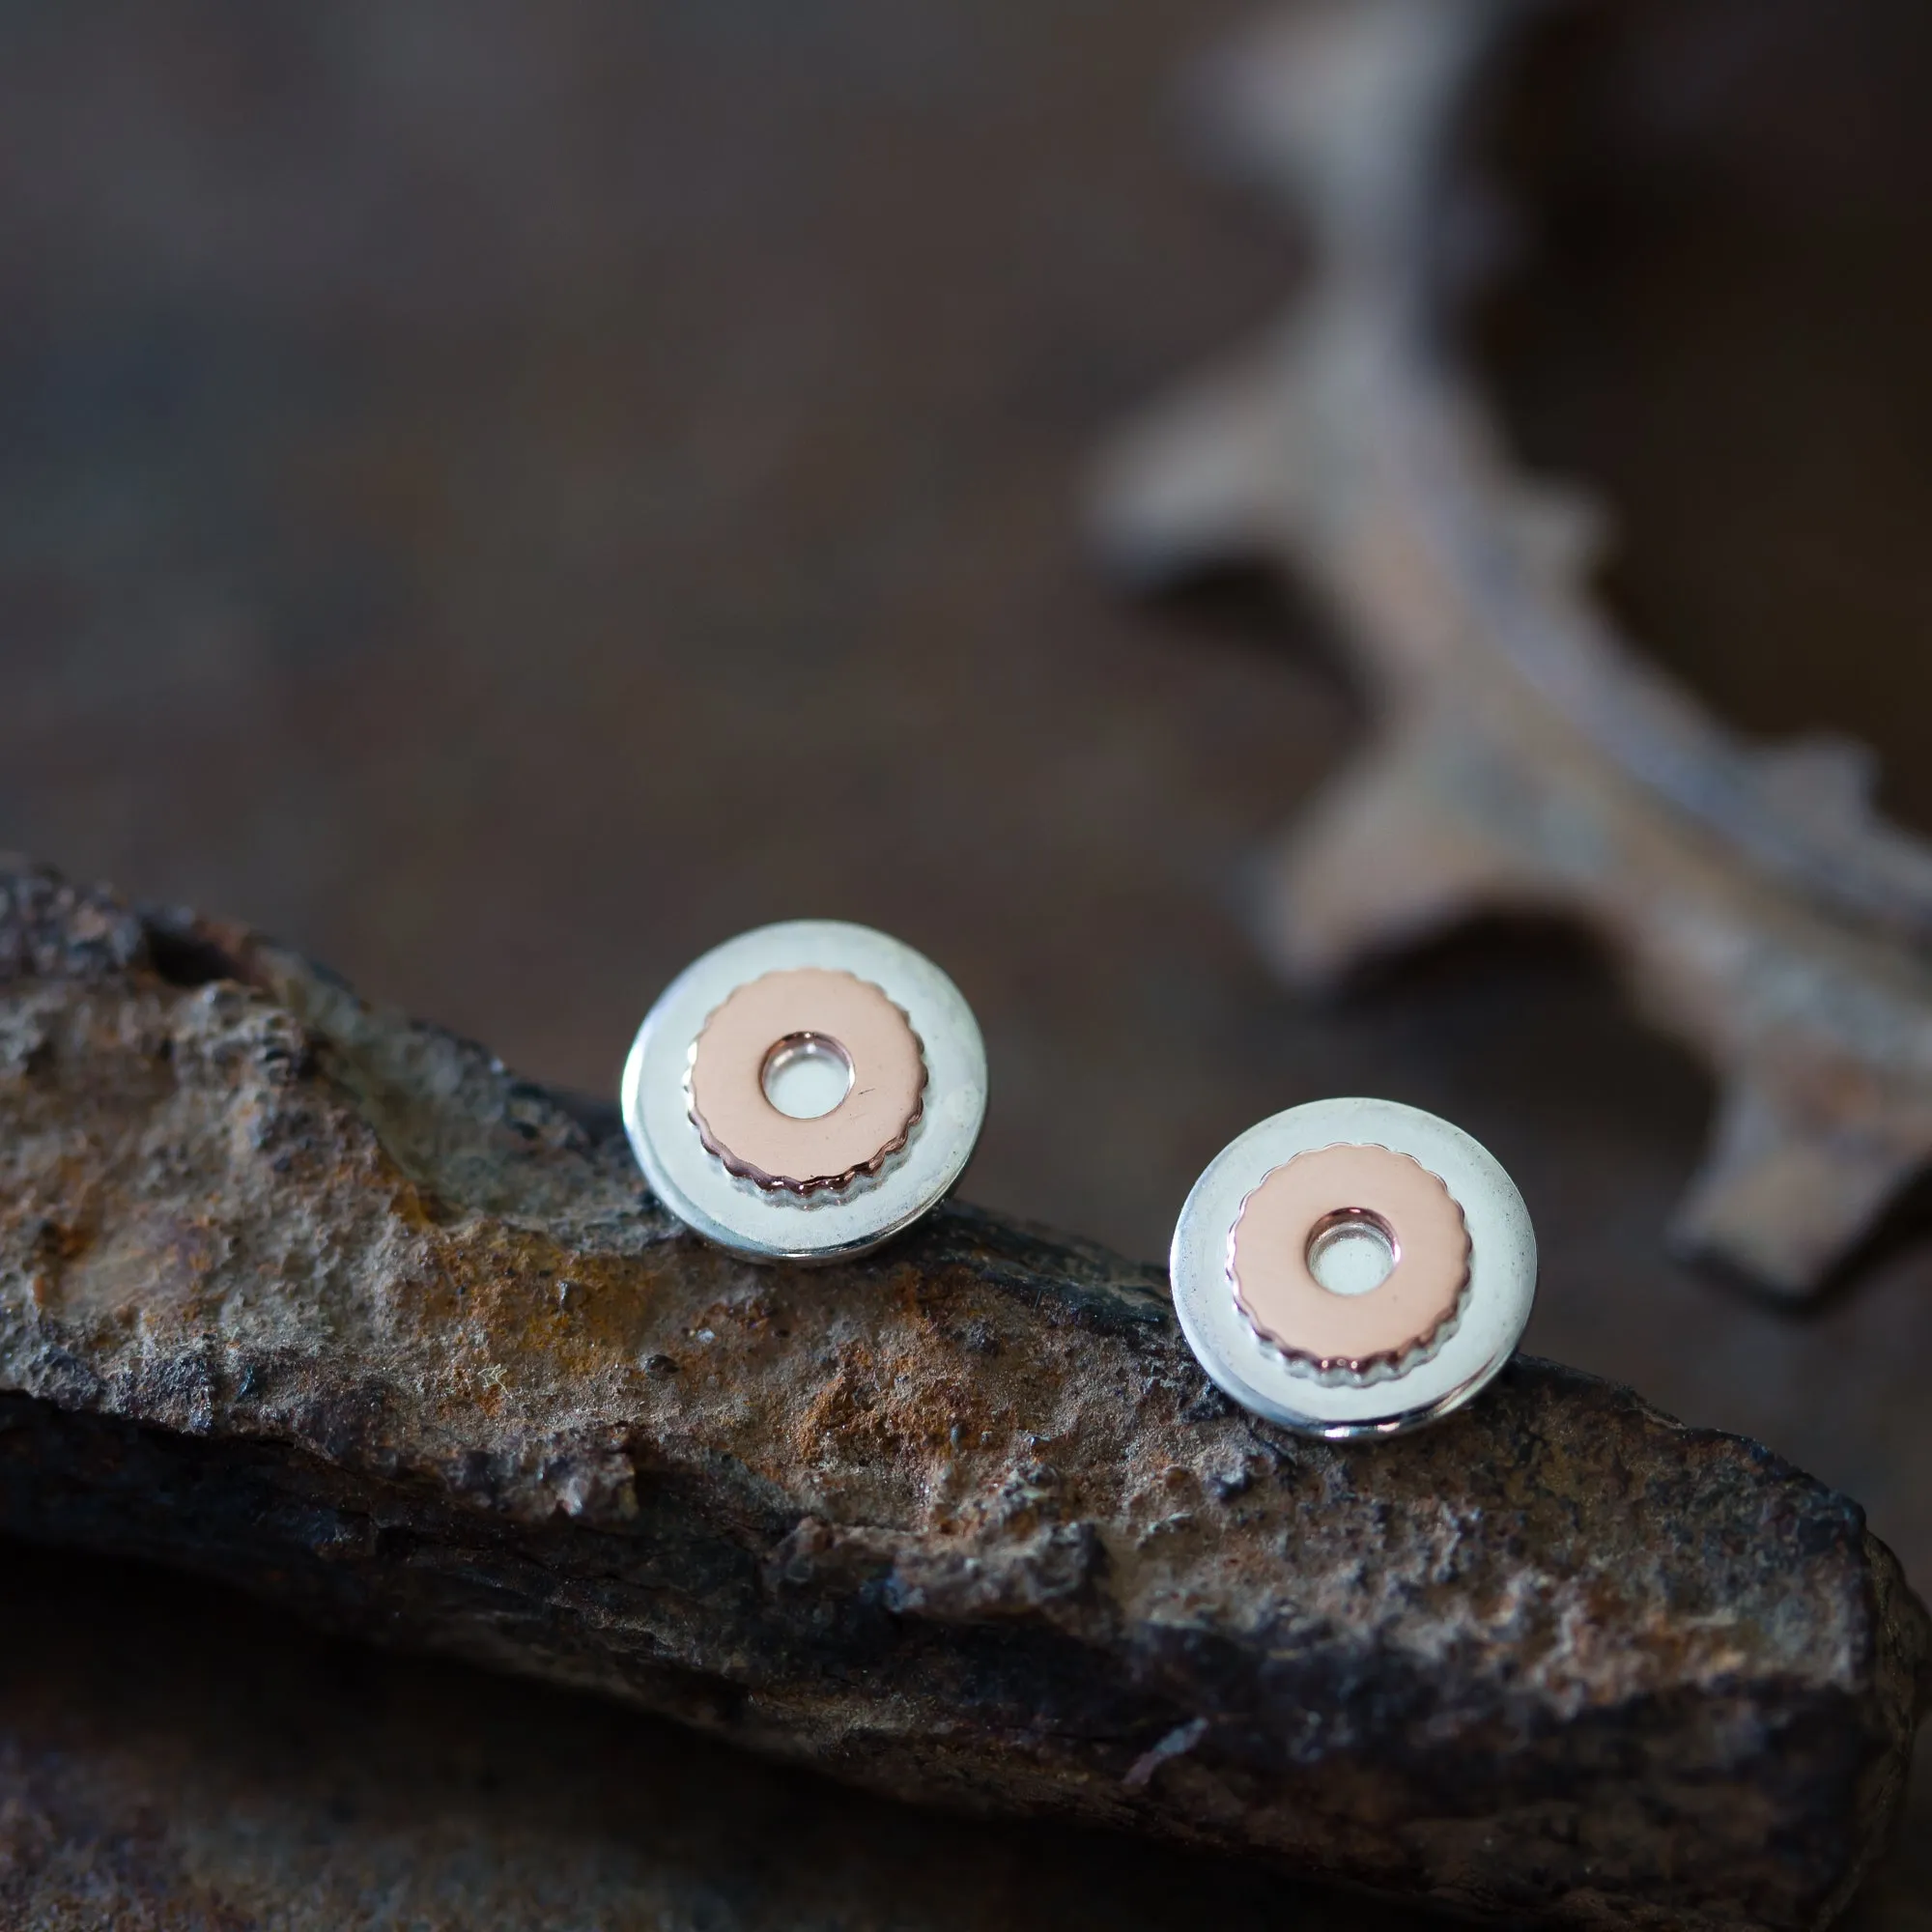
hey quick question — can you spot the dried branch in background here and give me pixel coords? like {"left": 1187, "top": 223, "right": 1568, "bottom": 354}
{"left": 0, "top": 860, "right": 1924, "bottom": 1930}
{"left": 1092, "top": 0, "right": 1932, "bottom": 1294}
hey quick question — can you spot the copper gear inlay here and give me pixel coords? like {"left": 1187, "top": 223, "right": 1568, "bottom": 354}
{"left": 1228, "top": 1144, "right": 1470, "bottom": 1375}
{"left": 687, "top": 967, "right": 926, "bottom": 1194}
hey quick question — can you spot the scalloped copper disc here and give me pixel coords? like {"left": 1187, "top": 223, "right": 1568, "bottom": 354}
{"left": 1228, "top": 1143, "right": 1469, "bottom": 1374}
{"left": 687, "top": 967, "right": 925, "bottom": 1194}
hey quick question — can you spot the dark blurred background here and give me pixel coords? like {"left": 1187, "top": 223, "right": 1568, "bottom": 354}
{"left": 4, "top": 0, "right": 1931, "bottom": 1921}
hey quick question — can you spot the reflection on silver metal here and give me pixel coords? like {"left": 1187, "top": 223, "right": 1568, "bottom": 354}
{"left": 1171, "top": 1098, "right": 1535, "bottom": 1438}
{"left": 623, "top": 922, "right": 986, "bottom": 1262}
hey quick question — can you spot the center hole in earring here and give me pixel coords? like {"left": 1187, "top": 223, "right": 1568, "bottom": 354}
{"left": 1305, "top": 1208, "right": 1399, "bottom": 1297}
{"left": 761, "top": 1033, "right": 855, "bottom": 1120}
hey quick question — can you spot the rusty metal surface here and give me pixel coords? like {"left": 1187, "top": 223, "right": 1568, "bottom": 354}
{"left": 0, "top": 1539, "right": 1445, "bottom": 1932}
{"left": 4, "top": 0, "right": 1932, "bottom": 1922}
{"left": 1092, "top": 0, "right": 1932, "bottom": 1298}
{"left": 4, "top": 1551, "right": 1925, "bottom": 1932}
{"left": 0, "top": 861, "right": 1926, "bottom": 1928}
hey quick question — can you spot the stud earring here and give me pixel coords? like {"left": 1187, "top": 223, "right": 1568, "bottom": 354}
{"left": 622, "top": 922, "right": 986, "bottom": 1263}
{"left": 1170, "top": 1097, "right": 1535, "bottom": 1438}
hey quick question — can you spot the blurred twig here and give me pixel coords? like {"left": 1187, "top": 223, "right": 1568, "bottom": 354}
{"left": 1094, "top": 0, "right": 1932, "bottom": 1293}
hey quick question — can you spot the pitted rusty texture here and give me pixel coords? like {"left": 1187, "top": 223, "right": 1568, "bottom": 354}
{"left": 0, "top": 859, "right": 1924, "bottom": 1932}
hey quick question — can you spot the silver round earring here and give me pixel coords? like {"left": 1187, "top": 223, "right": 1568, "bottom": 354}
{"left": 1170, "top": 1097, "right": 1536, "bottom": 1438}
{"left": 622, "top": 921, "right": 987, "bottom": 1263}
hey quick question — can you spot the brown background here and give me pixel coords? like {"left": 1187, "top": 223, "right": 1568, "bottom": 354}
{"left": 3, "top": 0, "right": 1930, "bottom": 1921}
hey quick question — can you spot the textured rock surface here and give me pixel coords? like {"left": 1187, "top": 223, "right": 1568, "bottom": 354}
{"left": 0, "top": 861, "right": 1925, "bottom": 1930}
{"left": 0, "top": 1539, "right": 1448, "bottom": 1932}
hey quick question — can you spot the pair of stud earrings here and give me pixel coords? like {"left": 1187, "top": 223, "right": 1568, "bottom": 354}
{"left": 621, "top": 921, "right": 1536, "bottom": 1440}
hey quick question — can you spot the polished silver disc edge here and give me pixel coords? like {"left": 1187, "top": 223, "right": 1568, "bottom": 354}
{"left": 622, "top": 921, "right": 987, "bottom": 1264}
{"left": 1169, "top": 1097, "right": 1537, "bottom": 1438}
